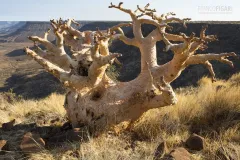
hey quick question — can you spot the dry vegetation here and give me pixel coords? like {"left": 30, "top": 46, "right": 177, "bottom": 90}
{"left": 0, "top": 73, "right": 240, "bottom": 160}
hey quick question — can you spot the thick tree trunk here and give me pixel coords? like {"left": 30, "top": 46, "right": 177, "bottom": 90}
{"left": 139, "top": 39, "right": 158, "bottom": 70}
{"left": 25, "top": 2, "right": 236, "bottom": 134}
{"left": 65, "top": 69, "right": 176, "bottom": 132}
{"left": 63, "top": 32, "right": 179, "bottom": 132}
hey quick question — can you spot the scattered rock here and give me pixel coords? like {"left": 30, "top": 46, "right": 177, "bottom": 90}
{"left": 2, "top": 119, "right": 15, "bottom": 131}
{"left": 0, "top": 140, "right": 8, "bottom": 155}
{"left": 31, "top": 126, "right": 53, "bottom": 138}
{"left": 186, "top": 133, "right": 205, "bottom": 151}
{"left": 0, "top": 140, "right": 7, "bottom": 150}
{"left": 154, "top": 141, "right": 168, "bottom": 160}
{"left": 215, "top": 145, "right": 239, "bottom": 160}
{"left": 61, "top": 121, "right": 72, "bottom": 131}
{"left": 165, "top": 147, "right": 191, "bottom": 160}
{"left": 20, "top": 132, "right": 45, "bottom": 153}
{"left": 48, "top": 128, "right": 88, "bottom": 143}
{"left": 48, "top": 126, "right": 61, "bottom": 136}
{"left": 12, "top": 123, "right": 37, "bottom": 131}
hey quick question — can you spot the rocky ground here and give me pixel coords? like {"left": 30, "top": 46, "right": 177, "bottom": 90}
{"left": 0, "top": 42, "right": 65, "bottom": 99}
{"left": 0, "top": 74, "right": 239, "bottom": 159}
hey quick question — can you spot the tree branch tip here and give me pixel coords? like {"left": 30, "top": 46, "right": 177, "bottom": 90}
{"left": 126, "top": 22, "right": 133, "bottom": 26}
{"left": 137, "top": 5, "right": 142, "bottom": 11}
{"left": 119, "top": 2, "right": 123, "bottom": 6}
{"left": 24, "top": 47, "right": 33, "bottom": 55}
{"left": 183, "top": 18, "right": 191, "bottom": 21}
{"left": 190, "top": 32, "right": 196, "bottom": 37}
{"left": 114, "top": 58, "right": 122, "bottom": 65}
{"left": 45, "top": 28, "right": 51, "bottom": 34}
{"left": 202, "top": 25, "right": 208, "bottom": 29}
{"left": 27, "top": 36, "right": 35, "bottom": 42}
{"left": 212, "top": 78, "right": 217, "bottom": 83}
{"left": 112, "top": 53, "right": 123, "bottom": 58}
{"left": 225, "top": 52, "right": 237, "bottom": 57}
{"left": 23, "top": 47, "right": 28, "bottom": 52}
{"left": 162, "top": 25, "right": 173, "bottom": 31}
{"left": 50, "top": 19, "right": 56, "bottom": 24}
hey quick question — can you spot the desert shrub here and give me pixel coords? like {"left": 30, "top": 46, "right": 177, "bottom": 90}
{"left": 106, "top": 64, "right": 120, "bottom": 82}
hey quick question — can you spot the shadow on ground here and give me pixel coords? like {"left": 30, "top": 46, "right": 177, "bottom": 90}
{"left": 0, "top": 120, "right": 87, "bottom": 159}
{"left": 5, "top": 48, "right": 26, "bottom": 57}
{"left": 0, "top": 71, "right": 65, "bottom": 99}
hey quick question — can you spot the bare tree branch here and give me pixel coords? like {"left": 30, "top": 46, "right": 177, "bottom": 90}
{"left": 109, "top": 2, "right": 136, "bottom": 19}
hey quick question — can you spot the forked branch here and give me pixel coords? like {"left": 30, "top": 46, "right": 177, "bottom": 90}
{"left": 185, "top": 52, "right": 237, "bottom": 81}
{"left": 200, "top": 25, "right": 218, "bottom": 43}
{"left": 109, "top": 2, "right": 136, "bottom": 19}
{"left": 24, "top": 47, "right": 66, "bottom": 79}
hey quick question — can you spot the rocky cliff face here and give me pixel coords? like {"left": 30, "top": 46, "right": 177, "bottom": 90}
{"left": 0, "top": 21, "right": 129, "bottom": 42}
{"left": 0, "top": 21, "right": 90, "bottom": 42}
{"left": 1, "top": 21, "right": 239, "bottom": 90}
{"left": 0, "top": 22, "right": 55, "bottom": 42}
{"left": 0, "top": 21, "right": 20, "bottom": 29}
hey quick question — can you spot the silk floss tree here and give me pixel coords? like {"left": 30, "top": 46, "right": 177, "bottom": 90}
{"left": 24, "top": 2, "right": 237, "bottom": 134}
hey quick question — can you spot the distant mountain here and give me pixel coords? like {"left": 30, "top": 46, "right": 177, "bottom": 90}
{"left": 0, "top": 21, "right": 110, "bottom": 42}
{"left": 0, "top": 22, "right": 26, "bottom": 36}
{"left": 80, "top": 21, "right": 130, "bottom": 32}
{"left": 0, "top": 21, "right": 20, "bottom": 29}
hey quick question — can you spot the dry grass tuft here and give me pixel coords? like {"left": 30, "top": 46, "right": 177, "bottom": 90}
{"left": 133, "top": 75, "right": 240, "bottom": 159}
{"left": 0, "top": 74, "right": 240, "bottom": 159}
{"left": 0, "top": 93, "right": 66, "bottom": 125}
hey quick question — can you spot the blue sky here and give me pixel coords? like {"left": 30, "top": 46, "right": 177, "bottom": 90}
{"left": 1, "top": 0, "right": 239, "bottom": 21}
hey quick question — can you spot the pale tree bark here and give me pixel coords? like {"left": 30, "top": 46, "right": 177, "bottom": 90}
{"left": 24, "top": 2, "right": 237, "bottom": 134}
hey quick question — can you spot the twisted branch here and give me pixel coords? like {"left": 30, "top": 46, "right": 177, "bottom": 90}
{"left": 109, "top": 2, "right": 136, "bottom": 19}
{"left": 185, "top": 52, "right": 237, "bottom": 81}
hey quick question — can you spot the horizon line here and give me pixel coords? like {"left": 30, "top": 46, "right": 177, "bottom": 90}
{"left": 1, "top": 20, "right": 240, "bottom": 22}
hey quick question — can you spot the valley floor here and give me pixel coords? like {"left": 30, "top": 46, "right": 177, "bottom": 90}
{"left": 0, "top": 42, "right": 64, "bottom": 99}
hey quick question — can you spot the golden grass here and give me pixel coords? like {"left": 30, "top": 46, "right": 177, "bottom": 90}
{"left": 0, "top": 93, "right": 66, "bottom": 125}
{"left": 1, "top": 73, "right": 240, "bottom": 160}
{"left": 133, "top": 74, "right": 240, "bottom": 159}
